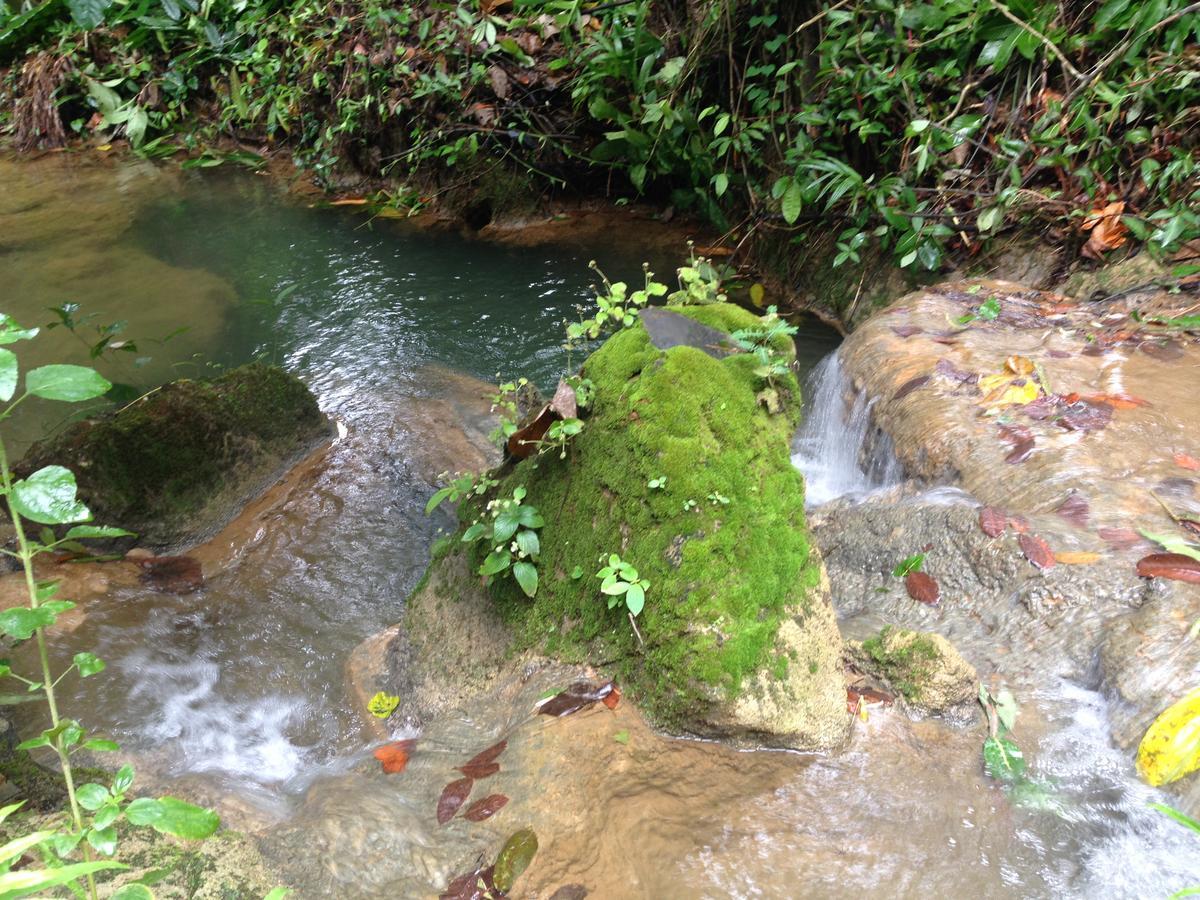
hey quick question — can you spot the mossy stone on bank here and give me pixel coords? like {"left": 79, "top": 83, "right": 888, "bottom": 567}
{"left": 19, "top": 363, "right": 330, "bottom": 549}
{"left": 852, "top": 626, "right": 977, "bottom": 715}
{"left": 405, "top": 303, "right": 848, "bottom": 749}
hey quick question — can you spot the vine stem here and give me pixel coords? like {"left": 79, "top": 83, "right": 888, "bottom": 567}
{"left": 0, "top": 435, "right": 99, "bottom": 900}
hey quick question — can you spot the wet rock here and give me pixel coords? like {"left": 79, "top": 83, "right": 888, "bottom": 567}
{"left": 372, "top": 303, "right": 848, "bottom": 750}
{"left": 19, "top": 363, "right": 331, "bottom": 550}
{"left": 847, "top": 626, "right": 977, "bottom": 716}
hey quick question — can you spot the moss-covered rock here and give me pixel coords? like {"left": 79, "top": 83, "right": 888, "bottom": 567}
{"left": 850, "top": 626, "right": 977, "bottom": 715}
{"left": 398, "top": 303, "right": 849, "bottom": 749}
{"left": 19, "top": 363, "right": 330, "bottom": 549}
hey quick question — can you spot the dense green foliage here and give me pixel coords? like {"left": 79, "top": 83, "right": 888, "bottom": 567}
{"left": 1, "top": 0, "right": 1197, "bottom": 269}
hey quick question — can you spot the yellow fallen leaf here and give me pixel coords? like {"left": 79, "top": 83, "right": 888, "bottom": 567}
{"left": 749, "top": 283, "right": 765, "bottom": 307}
{"left": 1136, "top": 685, "right": 1200, "bottom": 786}
{"left": 980, "top": 379, "right": 1040, "bottom": 407}
{"left": 1054, "top": 551, "right": 1102, "bottom": 565}
{"left": 1005, "top": 355, "right": 1035, "bottom": 376}
{"left": 978, "top": 373, "right": 1013, "bottom": 394}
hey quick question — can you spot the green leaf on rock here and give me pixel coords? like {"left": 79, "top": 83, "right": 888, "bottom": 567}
{"left": 10, "top": 466, "right": 91, "bottom": 525}
{"left": 493, "top": 828, "right": 538, "bottom": 893}
{"left": 892, "top": 553, "right": 926, "bottom": 578}
{"left": 25, "top": 364, "right": 112, "bottom": 402}
{"left": 512, "top": 561, "right": 538, "bottom": 598}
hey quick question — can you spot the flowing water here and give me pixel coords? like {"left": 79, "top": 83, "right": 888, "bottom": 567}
{"left": 0, "top": 155, "right": 1195, "bottom": 898}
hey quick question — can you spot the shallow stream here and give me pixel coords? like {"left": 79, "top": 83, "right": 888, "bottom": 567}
{"left": 0, "top": 155, "right": 1194, "bottom": 897}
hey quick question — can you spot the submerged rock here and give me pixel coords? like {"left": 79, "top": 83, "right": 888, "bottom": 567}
{"left": 378, "top": 303, "right": 849, "bottom": 750}
{"left": 847, "top": 626, "right": 977, "bottom": 716}
{"left": 19, "top": 363, "right": 330, "bottom": 549}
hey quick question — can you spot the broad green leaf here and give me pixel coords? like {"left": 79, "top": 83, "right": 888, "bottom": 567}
{"left": 493, "top": 828, "right": 538, "bottom": 893}
{"left": 67, "top": 0, "right": 113, "bottom": 28}
{"left": 601, "top": 579, "right": 629, "bottom": 596}
{"left": 0, "top": 859, "right": 125, "bottom": 896}
{"left": 0, "top": 802, "right": 23, "bottom": 827}
{"left": 983, "top": 735, "right": 1026, "bottom": 781}
{"left": 124, "top": 797, "right": 219, "bottom": 840}
{"left": 993, "top": 689, "right": 1018, "bottom": 733}
{"left": 0, "top": 605, "right": 60, "bottom": 640}
{"left": 0, "top": 349, "right": 16, "bottom": 402}
{"left": 0, "top": 316, "right": 38, "bottom": 345}
{"left": 517, "top": 507, "right": 544, "bottom": 529}
{"left": 461, "top": 523, "right": 487, "bottom": 543}
{"left": 493, "top": 506, "right": 521, "bottom": 543}
{"left": 112, "top": 764, "right": 134, "bottom": 794}
{"left": 0, "top": 829, "right": 57, "bottom": 867}
{"left": 514, "top": 529, "right": 540, "bottom": 559}
{"left": 25, "top": 364, "right": 112, "bottom": 402}
{"left": 73, "top": 652, "right": 105, "bottom": 677}
{"left": 625, "top": 583, "right": 645, "bottom": 616}
{"left": 512, "top": 561, "right": 538, "bottom": 598}
{"left": 10, "top": 466, "right": 91, "bottom": 525}
{"left": 63, "top": 525, "right": 134, "bottom": 540}
{"left": 781, "top": 180, "right": 803, "bottom": 224}
{"left": 93, "top": 804, "right": 120, "bottom": 830}
{"left": 424, "top": 486, "right": 453, "bottom": 515}
{"left": 892, "top": 553, "right": 925, "bottom": 578}
{"left": 86, "top": 825, "right": 118, "bottom": 856}
{"left": 76, "top": 783, "right": 110, "bottom": 811}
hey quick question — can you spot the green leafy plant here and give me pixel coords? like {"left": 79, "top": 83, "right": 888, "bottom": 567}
{"left": 425, "top": 471, "right": 499, "bottom": 516}
{"left": 540, "top": 417, "right": 583, "bottom": 460}
{"left": 596, "top": 553, "right": 649, "bottom": 617}
{"left": 488, "top": 377, "right": 530, "bottom": 449}
{"left": 979, "top": 684, "right": 1024, "bottom": 782}
{"left": 954, "top": 296, "right": 1003, "bottom": 326}
{"left": 647, "top": 475, "right": 666, "bottom": 490}
{"left": 462, "top": 486, "right": 543, "bottom": 598}
{"left": 1150, "top": 802, "right": 1200, "bottom": 899}
{"left": 566, "top": 261, "right": 666, "bottom": 349}
{"left": 730, "top": 306, "right": 799, "bottom": 387}
{"left": 666, "top": 245, "right": 728, "bottom": 307}
{"left": 0, "top": 312, "right": 218, "bottom": 900}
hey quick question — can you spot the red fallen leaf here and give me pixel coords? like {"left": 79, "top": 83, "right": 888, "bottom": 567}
{"left": 137, "top": 555, "right": 203, "bottom": 594}
{"left": 1019, "top": 533, "right": 1056, "bottom": 570}
{"left": 1055, "top": 493, "right": 1090, "bottom": 528}
{"left": 935, "top": 358, "right": 977, "bottom": 384}
{"left": 441, "top": 864, "right": 497, "bottom": 900}
{"left": 1021, "top": 397, "right": 1058, "bottom": 420}
{"left": 374, "top": 739, "right": 416, "bottom": 774}
{"left": 462, "top": 739, "right": 507, "bottom": 773}
{"left": 846, "top": 686, "right": 894, "bottom": 713}
{"left": 1180, "top": 519, "right": 1200, "bottom": 540}
{"left": 537, "top": 681, "right": 614, "bottom": 717}
{"left": 1136, "top": 553, "right": 1200, "bottom": 585}
{"left": 890, "top": 325, "right": 923, "bottom": 338}
{"left": 1174, "top": 453, "right": 1200, "bottom": 471}
{"left": 1047, "top": 349, "right": 1072, "bottom": 359}
{"left": 979, "top": 506, "right": 1008, "bottom": 537}
{"left": 1082, "top": 392, "right": 1148, "bottom": 410}
{"left": 1008, "top": 514, "right": 1031, "bottom": 533}
{"left": 458, "top": 761, "right": 500, "bottom": 780}
{"left": 1005, "top": 437, "right": 1035, "bottom": 464}
{"left": 1099, "top": 527, "right": 1143, "bottom": 549}
{"left": 904, "top": 571, "right": 940, "bottom": 605}
{"left": 602, "top": 686, "right": 621, "bottom": 710}
{"left": 438, "top": 777, "right": 475, "bottom": 825}
{"left": 892, "top": 375, "right": 930, "bottom": 401}
{"left": 998, "top": 424, "right": 1035, "bottom": 463}
{"left": 463, "top": 794, "right": 509, "bottom": 822}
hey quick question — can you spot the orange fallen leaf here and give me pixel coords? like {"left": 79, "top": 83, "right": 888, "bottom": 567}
{"left": 374, "top": 739, "right": 416, "bottom": 774}
{"left": 602, "top": 686, "right": 621, "bottom": 710}
{"left": 1055, "top": 550, "right": 1102, "bottom": 565}
{"left": 1174, "top": 453, "right": 1200, "bottom": 471}
{"left": 1080, "top": 200, "right": 1128, "bottom": 259}
{"left": 1005, "top": 355, "right": 1035, "bottom": 376}
{"left": 329, "top": 198, "right": 369, "bottom": 206}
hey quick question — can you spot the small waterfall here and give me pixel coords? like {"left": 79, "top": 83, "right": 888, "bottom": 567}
{"left": 792, "top": 351, "right": 903, "bottom": 506}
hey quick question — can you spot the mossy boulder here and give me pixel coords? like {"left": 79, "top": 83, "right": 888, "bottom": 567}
{"left": 19, "top": 363, "right": 330, "bottom": 549}
{"left": 850, "top": 626, "right": 977, "bottom": 715}
{"left": 400, "top": 303, "right": 849, "bottom": 749}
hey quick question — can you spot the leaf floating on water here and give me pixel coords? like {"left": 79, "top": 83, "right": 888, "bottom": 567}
{"left": 1136, "top": 553, "right": 1200, "bottom": 585}
{"left": 1004, "top": 436, "right": 1035, "bottom": 464}
{"left": 1054, "top": 551, "right": 1102, "bottom": 565}
{"left": 440, "top": 864, "right": 497, "bottom": 900}
{"left": 536, "top": 681, "right": 614, "bottom": 717}
{"left": 493, "top": 828, "right": 538, "bottom": 893}
{"left": 1004, "top": 355, "right": 1035, "bottom": 376}
{"left": 367, "top": 691, "right": 400, "bottom": 719}
{"left": 904, "top": 571, "right": 940, "bottom": 605}
{"left": 1139, "top": 531, "right": 1200, "bottom": 563}
{"left": 1007, "top": 514, "right": 1031, "bottom": 534}
{"left": 1057, "top": 400, "right": 1113, "bottom": 432}
{"left": 1174, "top": 453, "right": 1200, "bottom": 471}
{"left": 979, "top": 506, "right": 1008, "bottom": 538}
{"left": 892, "top": 374, "right": 930, "bottom": 401}
{"left": 1054, "top": 493, "right": 1090, "bottom": 528}
{"left": 1136, "top": 686, "right": 1200, "bottom": 786}
{"left": 1099, "top": 527, "right": 1143, "bottom": 549}
{"left": 463, "top": 794, "right": 509, "bottom": 822}
{"left": 602, "top": 686, "right": 621, "bottom": 710}
{"left": 1018, "top": 534, "right": 1056, "bottom": 570}
{"left": 458, "top": 761, "right": 500, "bottom": 780}
{"left": 373, "top": 740, "right": 415, "bottom": 774}
{"left": 983, "top": 734, "right": 1026, "bottom": 781}
{"left": 438, "top": 777, "right": 475, "bottom": 825}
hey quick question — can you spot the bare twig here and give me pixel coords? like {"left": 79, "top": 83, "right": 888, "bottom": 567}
{"left": 988, "top": 0, "right": 1083, "bottom": 81}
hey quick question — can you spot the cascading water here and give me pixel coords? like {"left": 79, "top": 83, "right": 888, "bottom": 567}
{"left": 791, "top": 350, "right": 904, "bottom": 505}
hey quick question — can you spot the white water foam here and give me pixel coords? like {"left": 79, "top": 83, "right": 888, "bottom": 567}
{"left": 792, "top": 351, "right": 904, "bottom": 506}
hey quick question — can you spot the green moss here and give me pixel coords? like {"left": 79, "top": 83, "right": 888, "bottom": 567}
{"left": 459, "top": 303, "right": 823, "bottom": 728}
{"left": 861, "top": 626, "right": 941, "bottom": 701}
{"left": 20, "top": 363, "right": 329, "bottom": 547}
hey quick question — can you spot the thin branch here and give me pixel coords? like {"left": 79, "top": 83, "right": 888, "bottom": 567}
{"left": 988, "top": 0, "right": 1083, "bottom": 81}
